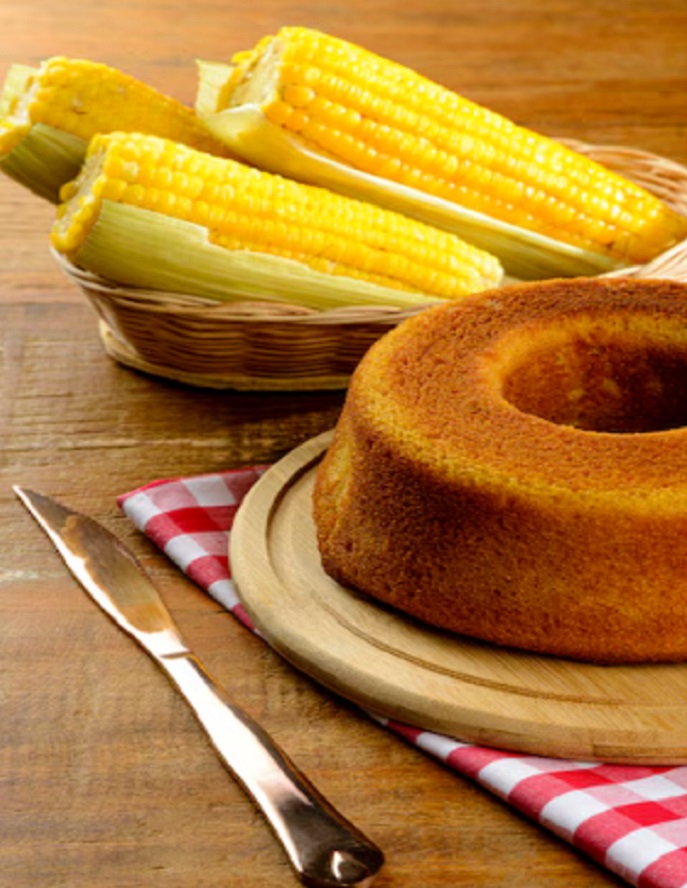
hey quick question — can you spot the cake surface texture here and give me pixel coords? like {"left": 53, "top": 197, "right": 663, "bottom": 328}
{"left": 312, "top": 277, "right": 687, "bottom": 663}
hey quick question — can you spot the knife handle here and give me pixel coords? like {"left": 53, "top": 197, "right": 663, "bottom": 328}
{"left": 157, "top": 651, "right": 384, "bottom": 888}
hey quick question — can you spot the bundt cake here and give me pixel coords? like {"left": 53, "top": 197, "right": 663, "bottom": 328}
{"left": 312, "top": 277, "right": 687, "bottom": 663}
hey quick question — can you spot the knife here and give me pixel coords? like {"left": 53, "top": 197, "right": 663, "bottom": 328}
{"left": 14, "top": 486, "right": 384, "bottom": 888}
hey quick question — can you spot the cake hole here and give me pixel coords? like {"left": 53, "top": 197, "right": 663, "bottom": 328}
{"left": 501, "top": 325, "right": 687, "bottom": 433}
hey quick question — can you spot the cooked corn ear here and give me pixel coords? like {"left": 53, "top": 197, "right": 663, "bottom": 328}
{"left": 50, "top": 132, "right": 503, "bottom": 310}
{"left": 0, "top": 57, "right": 230, "bottom": 201}
{"left": 196, "top": 27, "right": 687, "bottom": 279}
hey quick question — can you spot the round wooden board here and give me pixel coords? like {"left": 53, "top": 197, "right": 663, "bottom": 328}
{"left": 230, "top": 431, "right": 687, "bottom": 764}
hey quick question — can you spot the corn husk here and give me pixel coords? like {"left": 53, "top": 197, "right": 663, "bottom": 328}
{"left": 0, "top": 122, "right": 85, "bottom": 201}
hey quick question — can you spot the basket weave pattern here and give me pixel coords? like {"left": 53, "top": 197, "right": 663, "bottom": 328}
{"left": 59, "top": 139, "right": 687, "bottom": 390}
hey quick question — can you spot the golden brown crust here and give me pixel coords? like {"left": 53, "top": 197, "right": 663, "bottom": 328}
{"left": 313, "top": 277, "right": 687, "bottom": 663}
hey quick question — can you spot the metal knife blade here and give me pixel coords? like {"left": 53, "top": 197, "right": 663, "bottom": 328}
{"left": 14, "top": 486, "right": 384, "bottom": 888}
{"left": 14, "top": 486, "right": 189, "bottom": 658}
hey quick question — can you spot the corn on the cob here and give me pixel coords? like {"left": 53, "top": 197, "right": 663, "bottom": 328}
{"left": 196, "top": 26, "right": 687, "bottom": 280}
{"left": 0, "top": 57, "right": 230, "bottom": 201}
{"left": 50, "top": 132, "right": 503, "bottom": 310}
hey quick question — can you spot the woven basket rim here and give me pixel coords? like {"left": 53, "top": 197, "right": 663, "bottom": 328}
{"left": 55, "top": 137, "right": 687, "bottom": 326}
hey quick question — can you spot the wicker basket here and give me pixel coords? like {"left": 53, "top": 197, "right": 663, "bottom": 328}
{"left": 57, "top": 138, "right": 687, "bottom": 391}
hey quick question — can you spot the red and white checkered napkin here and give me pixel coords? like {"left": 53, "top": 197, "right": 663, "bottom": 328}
{"left": 118, "top": 469, "right": 687, "bottom": 888}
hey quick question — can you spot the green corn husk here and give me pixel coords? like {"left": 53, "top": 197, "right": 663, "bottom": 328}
{"left": 0, "top": 122, "right": 85, "bottom": 201}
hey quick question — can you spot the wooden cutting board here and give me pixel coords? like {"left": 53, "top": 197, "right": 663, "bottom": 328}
{"left": 230, "top": 431, "right": 687, "bottom": 765}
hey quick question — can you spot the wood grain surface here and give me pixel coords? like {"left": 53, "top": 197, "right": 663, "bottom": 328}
{"left": 1, "top": 1, "right": 685, "bottom": 886}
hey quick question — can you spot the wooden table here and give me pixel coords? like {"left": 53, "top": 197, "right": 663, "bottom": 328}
{"left": 1, "top": 2, "right": 685, "bottom": 885}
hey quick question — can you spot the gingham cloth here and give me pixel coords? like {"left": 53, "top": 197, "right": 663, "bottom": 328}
{"left": 119, "top": 469, "right": 687, "bottom": 888}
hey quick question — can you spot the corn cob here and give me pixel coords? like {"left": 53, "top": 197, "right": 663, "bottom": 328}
{"left": 196, "top": 27, "right": 687, "bottom": 280}
{"left": 0, "top": 57, "right": 230, "bottom": 201}
{"left": 50, "top": 132, "right": 503, "bottom": 310}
